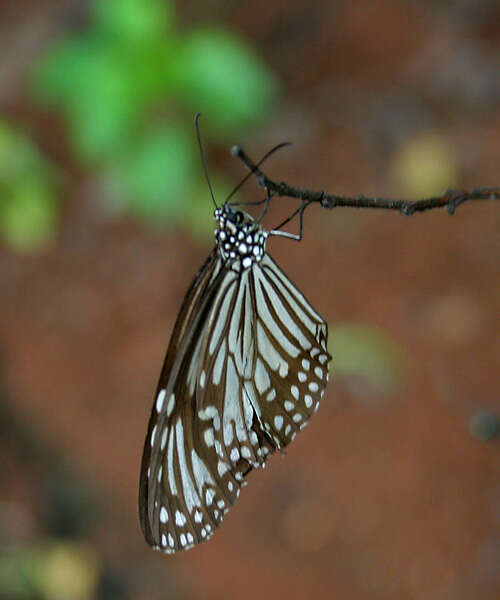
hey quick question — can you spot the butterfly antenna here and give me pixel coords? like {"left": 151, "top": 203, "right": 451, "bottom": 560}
{"left": 195, "top": 113, "right": 218, "bottom": 209}
{"left": 225, "top": 141, "right": 292, "bottom": 204}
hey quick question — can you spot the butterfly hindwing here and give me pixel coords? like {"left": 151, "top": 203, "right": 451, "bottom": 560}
{"left": 195, "top": 254, "right": 331, "bottom": 492}
{"left": 249, "top": 256, "right": 330, "bottom": 447}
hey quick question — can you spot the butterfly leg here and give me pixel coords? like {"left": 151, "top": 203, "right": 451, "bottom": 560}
{"left": 256, "top": 192, "right": 271, "bottom": 224}
{"left": 269, "top": 199, "right": 312, "bottom": 241}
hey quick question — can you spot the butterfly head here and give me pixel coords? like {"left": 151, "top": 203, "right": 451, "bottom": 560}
{"left": 214, "top": 203, "right": 268, "bottom": 268}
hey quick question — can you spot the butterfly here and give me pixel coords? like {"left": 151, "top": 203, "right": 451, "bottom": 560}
{"left": 139, "top": 132, "right": 331, "bottom": 554}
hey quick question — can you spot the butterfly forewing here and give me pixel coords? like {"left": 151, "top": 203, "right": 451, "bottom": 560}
{"left": 139, "top": 204, "right": 331, "bottom": 554}
{"left": 139, "top": 251, "right": 226, "bottom": 549}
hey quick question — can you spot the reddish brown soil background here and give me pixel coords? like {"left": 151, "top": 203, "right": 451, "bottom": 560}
{"left": 1, "top": 2, "right": 499, "bottom": 599}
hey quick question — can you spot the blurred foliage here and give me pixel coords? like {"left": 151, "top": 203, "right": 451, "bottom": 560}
{"left": 328, "top": 323, "right": 407, "bottom": 395}
{"left": 0, "top": 542, "right": 99, "bottom": 600}
{"left": 390, "top": 132, "right": 458, "bottom": 198}
{"left": 30, "top": 0, "right": 278, "bottom": 237}
{"left": 0, "top": 399, "right": 123, "bottom": 600}
{"left": 0, "top": 122, "right": 58, "bottom": 252}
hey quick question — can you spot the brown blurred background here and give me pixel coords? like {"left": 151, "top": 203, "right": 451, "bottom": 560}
{"left": 0, "top": 1, "right": 499, "bottom": 599}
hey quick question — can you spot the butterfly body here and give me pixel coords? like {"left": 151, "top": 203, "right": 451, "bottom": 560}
{"left": 214, "top": 205, "right": 268, "bottom": 269}
{"left": 139, "top": 201, "right": 331, "bottom": 553}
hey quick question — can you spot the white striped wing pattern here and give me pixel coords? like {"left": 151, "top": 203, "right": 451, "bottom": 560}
{"left": 139, "top": 204, "right": 331, "bottom": 553}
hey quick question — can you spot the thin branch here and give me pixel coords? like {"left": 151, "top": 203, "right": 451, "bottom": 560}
{"left": 231, "top": 145, "right": 500, "bottom": 216}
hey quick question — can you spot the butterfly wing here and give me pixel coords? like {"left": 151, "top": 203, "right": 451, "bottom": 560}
{"left": 195, "top": 253, "right": 331, "bottom": 495}
{"left": 250, "top": 254, "right": 330, "bottom": 447}
{"left": 140, "top": 250, "right": 331, "bottom": 554}
{"left": 139, "top": 250, "right": 228, "bottom": 550}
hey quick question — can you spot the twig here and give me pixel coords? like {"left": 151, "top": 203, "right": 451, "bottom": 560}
{"left": 231, "top": 145, "right": 499, "bottom": 216}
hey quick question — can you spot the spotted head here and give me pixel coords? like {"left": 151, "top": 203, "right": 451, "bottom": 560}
{"left": 214, "top": 204, "right": 268, "bottom": 269}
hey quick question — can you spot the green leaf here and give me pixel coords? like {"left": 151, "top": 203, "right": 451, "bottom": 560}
{"left": 104, "top": 123, "right": 196, "bottom": 223}
{"left": 61, "top": 49, "right": 145, "bottom": 162}
{"left": 170, "top": 28, "right": 278, "bottom": 134}
{"left": 31, "top": 36, "right": 93, "bottom": 106}
{"left": 0, "top": 122, "right": 58, "bottom": 251}
{"left": 32, "top": 33, "right": 175, "bottom": 163}
{"left": 0, "top": 179, "right": 58, "bottom": 251}
{"left": 0, "top": 546, "right": 41, "bottom": 599}
{"left": 0, "top": 121, "right": 53, "bottom": 181}
{"left": 328, "top": 323, "right": 407, "bottom": 395}
{"left": 91, "top": 0, "right": 174, "bottom": 41}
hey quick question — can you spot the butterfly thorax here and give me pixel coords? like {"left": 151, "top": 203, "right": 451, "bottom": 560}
{"left": 214, "top": 204, "right": 268, "bottom": 269}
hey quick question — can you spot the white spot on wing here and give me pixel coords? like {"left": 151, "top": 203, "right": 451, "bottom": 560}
{"left": 166, "top": 394, "right": 175, "bottom": 417}
{"left": 218, "top": 460, "right": 229, "bottom": 476}
{"left": 223, "top": 423, "right": 233, "bottom": 446}
{"left": 156, "top": 389, "right": 166, "bottom": 413}
{"left": 266, "top": 388, "right": 276, "bottom": 402}
{"left": 241, "top": 446, "right": 252, "bottom": 459}
{"left": 204, "top": 428, "right": 214, "bottom": 447}
{"left": 175, "top": 510, "right": 186, "bottom": 526}
{"left": 279, "top": 361, "right": 289, "bottom": 378}
{"left": 255, "top": 358, "right": 271, "bottom": 394}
